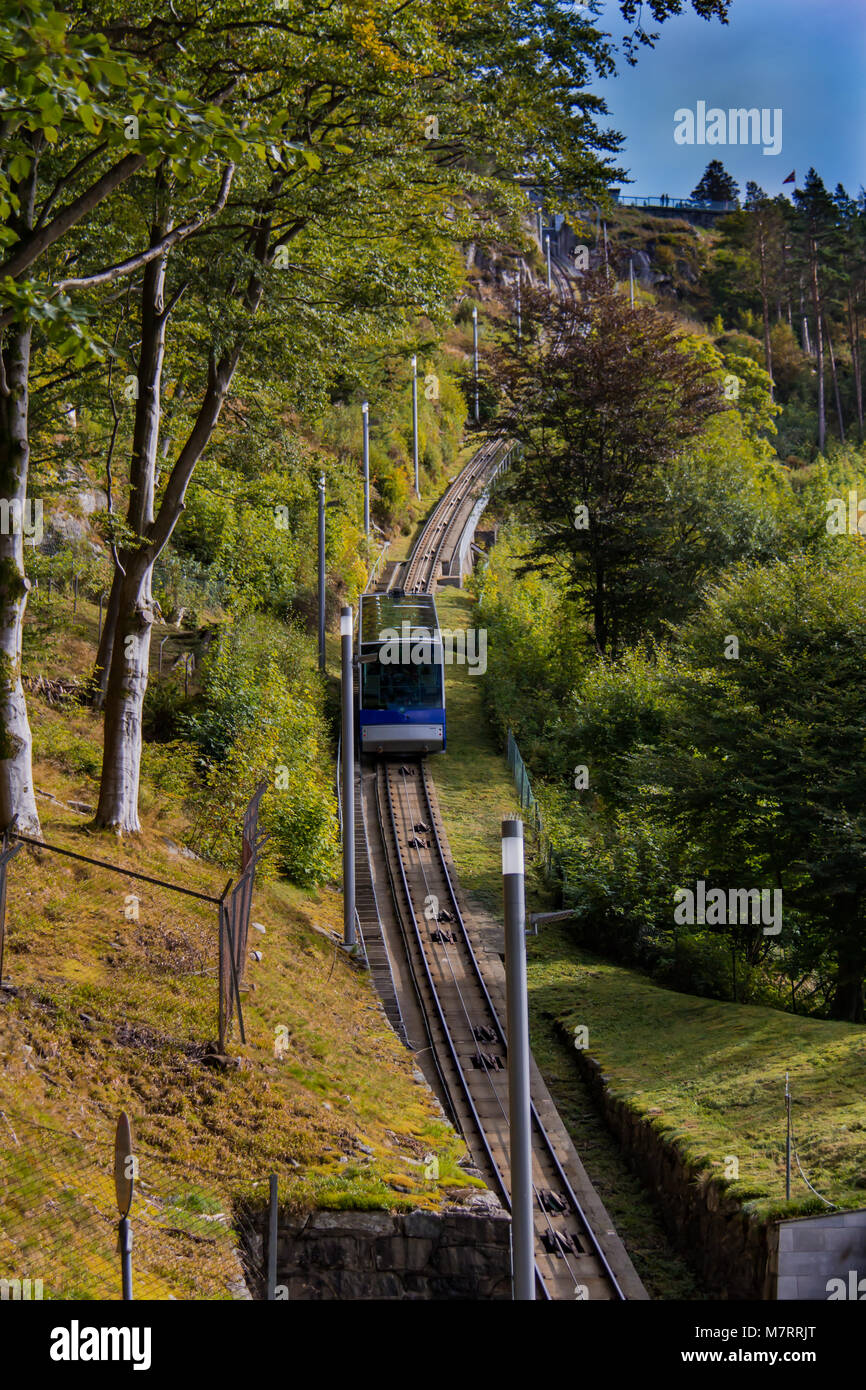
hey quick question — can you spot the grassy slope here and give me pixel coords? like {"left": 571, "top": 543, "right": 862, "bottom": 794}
{"left": 431, "top": 586, "right": 866, "bottom": 1297}
{"left": 0, "top": 596, "right": 477, "bottom": 1301}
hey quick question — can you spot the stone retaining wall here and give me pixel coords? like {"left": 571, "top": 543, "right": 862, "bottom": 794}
{"left": 242, "top": 1205, "right": 512, "bottom": 1300}
{"left": 569, "top": 1037, "right": 772, "bottom": 1298}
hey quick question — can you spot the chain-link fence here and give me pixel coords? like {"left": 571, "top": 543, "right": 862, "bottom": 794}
{"left": 0, "top": 1104, "right": 265, "bottom": 1301}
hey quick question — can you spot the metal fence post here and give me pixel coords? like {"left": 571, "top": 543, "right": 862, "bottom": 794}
{"left": 267, "top": 1173, "right": 278, "bottom": 1300}
{"left": 502, "top": 818, "right": 535, "bottom": 1301}
{"left": 472, "top": 307, "right": 480, "bottom": 422}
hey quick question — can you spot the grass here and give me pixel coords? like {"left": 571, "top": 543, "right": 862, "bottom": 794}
{"left": 0, "top": 598, "right": 481, "bottom": 1300}
{"left": 532, "top": 934, "right": 866, "bottom": 1220}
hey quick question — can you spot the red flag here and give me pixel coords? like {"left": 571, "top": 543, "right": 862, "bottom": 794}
{"left": 783, "top": 170, "right": 796, "bottom": 184}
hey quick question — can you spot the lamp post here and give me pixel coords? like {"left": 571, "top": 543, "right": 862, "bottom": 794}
{"left": 340, "top": 606, "right": 356, "bottom": 949}
{"left": 545, "top": 231, "right": 552, "bottom": 292}
{"left": 361, "top": 400, "right": 370, "bottom": 537}
{"left": 502, "top": 819, "right": 534, "bottom": 1301}
{"left": 472, "top": 307, "right": 480, "bottom": 423}
{"left": 629, "top": 257, "right": 635, "bottom": 308}
{"left": 317, "top": 472, "right": 326, "bottom": 671}
{"left": 411, "top": 355, "right": 420, "bottom": 498}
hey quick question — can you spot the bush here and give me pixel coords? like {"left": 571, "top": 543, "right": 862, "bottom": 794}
{"left": 186, "top": 617, "right": 338, "bottom": 886}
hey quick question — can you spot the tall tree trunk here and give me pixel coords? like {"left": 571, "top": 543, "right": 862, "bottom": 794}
{"left": 0, "top": 325, "right": 41, "bottom": 834}
{"left": 809, "top": 242, "right": 826, "bottom": 452}
{"left": 95, "top": 555, "right": 155, "bottom": 831}
{"left": 848, "top": 289, "right": 863, "bottom": 441}
{"left": 94, "top": 202, "right": 169, "bottom": 712}
{"left": 756, "top": 217, "right": 774, "bottom": 396}
{"left": 823, "top": 314, "right": 845, "bottom": 443}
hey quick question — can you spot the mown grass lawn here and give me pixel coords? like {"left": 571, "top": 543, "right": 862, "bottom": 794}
{"left": 532, "top": 931, "right": 866, "bottom": 1218}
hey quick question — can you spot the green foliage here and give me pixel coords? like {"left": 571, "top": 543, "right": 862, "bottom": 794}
{"left": 185, "top": 617, "right": 338, "bottom": 887}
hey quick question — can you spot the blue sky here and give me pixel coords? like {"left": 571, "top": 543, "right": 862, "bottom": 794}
{"left": 590, "top": 0, "right": 866, "bottom": 199}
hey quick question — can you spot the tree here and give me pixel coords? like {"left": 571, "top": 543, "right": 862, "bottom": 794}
{"left": 691, "top": 160, "right": 739, "bottom": 206}
{"left": 793, "top": 169, "right": 837, "bottom": 453}
{"left": 0, "top": 0, "right": 745, "bottom": 837}
{"left": 646, "top": 553, "right": 866, "bottom": 1021}
{"left": 0, "top": 2, "right": 239, "bottom": 833}
{"left": 488, "top": 274, "right": 725, "bottom": 657}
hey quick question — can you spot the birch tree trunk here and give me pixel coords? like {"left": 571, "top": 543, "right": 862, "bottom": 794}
{"left": 0, "top": 325, "right": 41, "bottom": 834}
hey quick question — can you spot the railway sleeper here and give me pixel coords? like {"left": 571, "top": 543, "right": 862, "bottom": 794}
{"left": 429, "top": 929, "right": 456, "bottom": 944}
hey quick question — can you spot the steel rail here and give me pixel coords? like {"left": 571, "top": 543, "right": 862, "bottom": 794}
{"left": 376, "top": 761, "right": 552, "bottom": 1300}
{"left": 417, "top": 762, "right": 627, "bottom": 1300}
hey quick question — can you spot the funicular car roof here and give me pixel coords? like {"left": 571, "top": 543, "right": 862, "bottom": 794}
{"left": 359, "top": 592, "right": 440, "bottom": 647}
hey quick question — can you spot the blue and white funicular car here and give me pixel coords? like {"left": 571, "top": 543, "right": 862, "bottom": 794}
{"left": 358, "top": 592, "right": 446, "bottom": 755}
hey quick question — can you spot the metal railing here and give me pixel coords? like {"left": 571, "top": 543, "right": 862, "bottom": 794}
{"left": 505, "top": 729, "right": 565, "bottom": 887}
{"left": 612, "top": 194, "right": 738, "bottom": 213}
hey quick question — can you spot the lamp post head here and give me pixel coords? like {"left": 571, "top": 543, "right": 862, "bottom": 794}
{"left": 361, "top": 400, "right": 368, "bottom": 415}
{"left": 472, "top": 305, "right": 477, "bottom": 321}
{"left": 411, "top": 354, "right": 417, "bottom": 370}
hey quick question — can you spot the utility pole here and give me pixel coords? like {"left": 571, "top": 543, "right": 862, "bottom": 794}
{"left": 340, "top": 606, "right": 356, "bottom": 949}
{"left": 411, "top": 355, "right": 420, "bottom": 498}
{"left": 516, "top": 272, "right": 522, "bottom": 349}
{"left": 361, "top": 400, "right": 370, "bottom": 537}
{"left": 317, "top": 472, "right": 326, "bottom": 671}
{"left": 472, "top": 306, "right": 480, "bottom": 423}
{"left": 502, "top": 818, "right": 535, "bottom": 1301}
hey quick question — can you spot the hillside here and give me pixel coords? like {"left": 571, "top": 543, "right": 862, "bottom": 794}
{"left": 0, "top": 598, "right": 482, "bottom": 1301}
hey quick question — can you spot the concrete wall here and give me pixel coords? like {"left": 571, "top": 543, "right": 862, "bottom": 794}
{"left": 771, "top": 1210, "right": 866, "bottom": 1301}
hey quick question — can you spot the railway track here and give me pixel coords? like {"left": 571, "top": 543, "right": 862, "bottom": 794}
{"left": 354, "top": 426, "right": 645, "bottom": 1299}
{"left": 376, "top": 437, "right": 508, "bottom": 595}
{"left": 375, "top": 757, "right": 628, "bottom": 1301}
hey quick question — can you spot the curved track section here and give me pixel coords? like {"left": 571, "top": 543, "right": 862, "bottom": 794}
{"left": 384, "top": 438, "right": 508, "bottom": 595}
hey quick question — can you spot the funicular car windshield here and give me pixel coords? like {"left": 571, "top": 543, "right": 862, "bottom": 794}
{"left": 361, "top": 655, "right": 442, "bottom": 711}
